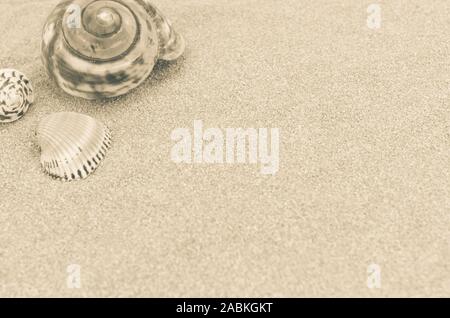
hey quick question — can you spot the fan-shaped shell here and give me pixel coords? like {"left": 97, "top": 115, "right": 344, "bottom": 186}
{"left": 0, "top": 69, "right": 34, "bottom": 123}
{"left": 41, "top": 0, "right": 186, "bottom": 99}
{"left": 37, "top": 112, "right": 111, "bottom": 181}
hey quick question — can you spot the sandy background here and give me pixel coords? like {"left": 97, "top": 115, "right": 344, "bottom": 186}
{"left": 0, "top": 0, "right": 449, "bottom": 297}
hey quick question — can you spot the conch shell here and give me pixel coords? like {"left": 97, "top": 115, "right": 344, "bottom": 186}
{"left": 0, "top": 68, "right": 34, "bottom": 123}
{"left": 41, "top": 0, "right": 186, "bottom": 99}
{"left": 36, "top": 112, "right": 111, "bottom": 181}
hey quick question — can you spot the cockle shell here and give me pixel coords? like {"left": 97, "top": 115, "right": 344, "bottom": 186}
{"left": 37, "top": 112, "right": 111, "bottom": 181}
{"left": 0, "top": 68, "right": 33, "bottom": 123}
{"left": 41, "top": 0, "right": 186, "bottom": 99}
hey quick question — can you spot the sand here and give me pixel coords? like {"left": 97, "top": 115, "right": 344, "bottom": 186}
{"left": 0, "top": 0, "right": 449, "bottom": 297}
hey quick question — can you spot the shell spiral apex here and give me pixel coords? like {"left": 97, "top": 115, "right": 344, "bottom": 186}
{"left": 0, "top": 69, "right": 34, "bottom": 123}
{"left": 41, "top": 0, "right": 186, "bottom": 100}
{"left": 37, "top": 112, "right": 112, "bottom": 181}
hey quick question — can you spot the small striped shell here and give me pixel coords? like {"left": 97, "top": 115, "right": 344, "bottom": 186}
{"left": 37, "top": 112, "right": 111, "bottom": 181}
{"left": 0, "top": 69, "right": 34, "bottom": 123}
{"left": 41, "top": 0, "right": 186, "bottom": 100}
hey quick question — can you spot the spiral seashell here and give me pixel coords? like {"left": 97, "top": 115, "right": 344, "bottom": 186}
{"left": 41, "top": 0, "right": 186, "bottom": 99}
{"left": 37, "top": 112, "right": 112, "bottom": 181}
{"left": 0, "top": 68, "right": 34, "bottom": 123}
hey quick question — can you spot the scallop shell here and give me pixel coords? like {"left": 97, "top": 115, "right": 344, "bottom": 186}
{"left": 41, "top": 0, "right": 186, "bottom": 100}
{"left": 0, "top": 68, "right": 34, "bottom": 123}
{"left": 37, "top": 112, "right": 111, "bottom": 181}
